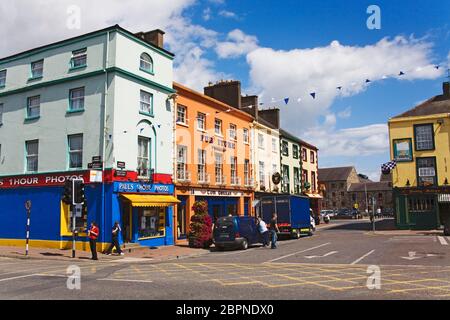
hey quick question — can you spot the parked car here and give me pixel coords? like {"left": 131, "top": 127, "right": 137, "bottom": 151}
{"left": 333, "top": 209, "right": 354, "bottom": 219}
{"left": 320, "top": 210, "right": 335, "bottom": 218}
{"left": 213, "top": 216, "right": 260, "bottom": 251}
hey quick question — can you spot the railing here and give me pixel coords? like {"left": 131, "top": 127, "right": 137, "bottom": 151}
{"left": 176, "top": 170, "right": 191, "bottom": 182}
{"left": 244, "top": 177, "right": 254, "bottom": 188}
{"left": 197, "top": 172, "right": 211, "bottom": 184}
{"left": 215, "top": 175, "right": 226, "bottom": 186}
{"left": 230, "top": 176, "right": 241, "bottom": 186}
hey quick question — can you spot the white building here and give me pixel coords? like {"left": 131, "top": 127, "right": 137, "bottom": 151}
{"left": 0, "top": 25, "right": 175, "bottom": 178}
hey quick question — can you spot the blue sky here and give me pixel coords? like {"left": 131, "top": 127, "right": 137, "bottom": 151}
{"left": 184, "top": 0, "right": 450, "bottom": 179}
{"left": 1, "top": 0, "right": 449, "bottom": 180}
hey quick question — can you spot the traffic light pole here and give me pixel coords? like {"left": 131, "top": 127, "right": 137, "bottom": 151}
{"left": 71, "top": 178, "right": 85, "bottom": 258}
{"left": 72, "top": 204, "right": 76, "bottom": 258}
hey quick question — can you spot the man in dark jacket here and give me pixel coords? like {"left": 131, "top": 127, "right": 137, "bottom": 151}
{"left": 269, "top": 213, "right": 280, "bottom": 249}
{"left": 104, "top": 221, "right": 124, "bottom": 256}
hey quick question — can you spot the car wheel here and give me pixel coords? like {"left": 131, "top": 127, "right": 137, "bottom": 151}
{"left": 308, "top": 226, "right": 314, "bottom": 236}
{"left": 292, "top": 230, "right": 300, "bottom": 239}
{"left": 241, "top": 238, "right": 248, "bottom": 250}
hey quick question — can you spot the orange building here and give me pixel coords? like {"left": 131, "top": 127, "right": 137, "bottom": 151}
{"left": 173, "top": 82, "right": 255, "bottom": 243}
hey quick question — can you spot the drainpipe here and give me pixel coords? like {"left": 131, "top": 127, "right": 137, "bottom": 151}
{"left": 170, "top": 93, "right": 178, "bottom": 244}
{"left": 100, "top": 31, "right": 110, "bottom": 247}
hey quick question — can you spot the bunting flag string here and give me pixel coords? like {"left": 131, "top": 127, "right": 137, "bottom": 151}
{"left": 258, "top": 63, "right": 449, "bottom": 106}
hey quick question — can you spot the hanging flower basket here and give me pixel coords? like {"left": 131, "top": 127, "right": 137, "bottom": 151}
{"left": 188, "top": 201, "right": 213, "bottom": 249}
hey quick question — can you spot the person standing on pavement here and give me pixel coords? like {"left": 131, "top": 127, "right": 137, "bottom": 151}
{"left": 104, "top": 221, "right": 124, "bottom": 256}
{"left": 257, "top": 217, "right": 269, "bottom": 247}
{"left": 87, "top": 221, "right": 99, "bottom": 260}
{"left": 269, "top": 213, "right": 280, "bottom": 249}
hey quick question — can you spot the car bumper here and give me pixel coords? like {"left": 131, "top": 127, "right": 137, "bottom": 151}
{"left": 214, "top": 237, "right": 246, "bottom": 248}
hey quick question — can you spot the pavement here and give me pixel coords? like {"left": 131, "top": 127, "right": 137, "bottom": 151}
{"left": 1, "top": 219, "right": 450, "bottom": 300}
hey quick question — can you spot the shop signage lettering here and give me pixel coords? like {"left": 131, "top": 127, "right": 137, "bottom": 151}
{"left": 116, "top": 182, "right": 172, "bottom": 194}
{"left": 0, "top": 172, "right": 86, "bottom": 188}
{"left": 190, "top": 189, "right": 244, "bottom": 197}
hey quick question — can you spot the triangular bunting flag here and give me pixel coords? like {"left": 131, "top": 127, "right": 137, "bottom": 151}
{"left": 435, "top": 65, "right": 440, "bottom": 69}
{"left": 336, "top": 86, "right": 342, "bottom": 90}
{"left": 365, "top": 79, "right": 371, "bottom": 83}
{"left": 310, "top": 92, "right": 316, "bottom": 99}
{"left": 399, "top": 71, "right": 405, "bottom": 76}
{"left": 284, "top": 98, "right": 290, "bottom": 105}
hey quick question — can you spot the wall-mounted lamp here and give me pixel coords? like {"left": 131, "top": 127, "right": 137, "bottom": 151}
{"left": 406, "top": 179, "right": 410, "bottom": 187}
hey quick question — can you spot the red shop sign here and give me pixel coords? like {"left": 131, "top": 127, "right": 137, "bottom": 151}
{"left": 0, "top": 171, "right": 90, "bottom": 189}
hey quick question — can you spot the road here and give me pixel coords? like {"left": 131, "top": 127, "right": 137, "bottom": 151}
{"left": 2, "top": 219, "right": 450, "bottom": 300}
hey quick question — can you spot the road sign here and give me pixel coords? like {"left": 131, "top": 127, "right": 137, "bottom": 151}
{"left": 89, "top": 161, "right": 103, "bottom": 170}
{"left": 117, "top": 161, "right": 126, "bottom": 169}
{"left": 115, "top": 170, "right": 127, "bottom": 177}
{"left": 92, "top": 156, "right": 102, "bottom": 162}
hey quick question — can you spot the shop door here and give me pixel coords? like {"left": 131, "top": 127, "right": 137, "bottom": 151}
{"left": 212, "top": 204, "right": 222, "bottom": 222}
{"left": 177, "top": 198, "right": 187, "bottom": 240}
{"left": 122, "top": 203, "right": 132, "bottom": 243}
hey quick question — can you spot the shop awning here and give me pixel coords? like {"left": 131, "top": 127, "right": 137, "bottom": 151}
{"left": 306, "top": 193, "right": 323, "bottom": 199}
{"left": 121, "top": 194, "right": 181, "bottom": 207}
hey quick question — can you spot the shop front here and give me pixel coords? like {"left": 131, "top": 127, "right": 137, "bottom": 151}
{"left": 174, "top": 187, "right": 253, "bottom": 242}
{"left": 394, "top": 187, "right": 443, "bottom": 230}
{"left": 306, "top": 193, "right": 323, "bottom": 219}
{"left": 112, "top": 182, "right": 179, "bottom": 247}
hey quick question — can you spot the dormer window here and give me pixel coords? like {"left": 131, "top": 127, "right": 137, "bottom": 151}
{"left": 140, "top": 53, "right": 153, "bottom": 73}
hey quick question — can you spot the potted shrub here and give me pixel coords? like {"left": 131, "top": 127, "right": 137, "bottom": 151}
{"left": 188, "top": 201, "right": 213, "bottom": 248}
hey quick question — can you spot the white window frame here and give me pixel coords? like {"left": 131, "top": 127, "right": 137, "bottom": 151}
{"left": 140, "top": 53, "right": 153, "bottom": 73}
{"left": 197, "top": 112, "right": 206, "bottom": 131}
{"left": 69, "top": 87, "right": 85, "bottom": 111}
{"left": 214, "top": 118, "right": 222, "bottom": 135}
{"left": 197, "top": 149, "right": 206, "bottom": 182}
{"left": 25, "top": 140, "right": 39, "bottom": 172}
{"left": 71, "top": 48, "right": 87, "bottom": 68}
{"left": 243, "top": 128, "right": 249, "bottom": 144}
{"left": 229, "top": 123, "right": 237, "bottom": 141}
{"left": 137, "top": 136, "right": 151, "bottom": 177}
{"left": 177, "top": 105, "right": 187, "bottom": 124}
{"left": 68, "top": 134, "right": 83, "bottom": 169}
{"left": 215, "top": 152, "right": 223, "bottom": 183}
{"left": 272, "top": 137, "right": 277, "bottom": 153}
{"left": 30, "top": 60, "right": 43, "bottom": 79}
{"left": 140, "top": 90, "right": 153, "bottom": 115}
{"left": 177, "top": 145, "right": 188, "bottom": 180}
{"left": 27, "top": 95, "right": 40, "bottom": 118}
{"left": 259, "top": 161, "right": 265, "bottom": 186}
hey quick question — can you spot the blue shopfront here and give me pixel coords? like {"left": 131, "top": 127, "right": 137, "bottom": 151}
{"left": 112, "top": 182, "right": 179, "bottom": 247}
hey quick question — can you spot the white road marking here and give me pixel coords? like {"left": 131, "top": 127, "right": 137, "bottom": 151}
{"left": 304, "top": 251, "right": 338, "bottom": 259}
{"left": 97, "top": 278, "right": 153, "bottom": 283}
{"left": 438, "top": 236, "right": 448, "bottom": 246}
{"left": 265, "top": 243, "right": 331, "bottom": 263}
{"left": 214, "top": 247, "right": 258, "bottom": 256}
{"left": 0, "top": 274, "right": 36, "bottom": 282}
{"left": 350, "top": 250, "right": 375, "bottom": 265}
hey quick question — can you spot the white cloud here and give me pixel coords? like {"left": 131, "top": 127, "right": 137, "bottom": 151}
{"left": 0, "top": 0, "right": 224, "bottom": 91}
{"left": 216, "top": 29, "right": 258, "bottom": 59}
{"left": 202, "top": 7, "right": 212, "bottom": 21}
{"left": 218, "top": 10, "right": 238, "bottom": 19}
{"left": 303, "top": 121, "right": 389, "bottom": 158}
{"left": 246, "top": 36, "right": 444, "bottom": 133}
{"left": 337, "top": 107, "right": 352, "bottom": 119}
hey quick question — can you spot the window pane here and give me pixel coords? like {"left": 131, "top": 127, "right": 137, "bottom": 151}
{"left": 31, "top": 60, "right": 43, "bottom": 78}
{"left": 27, "top": 96, "right": 40, "bottom": 117}
{"left": 26, "top": 140, "right": 38, "bottom": 172}
{"left": 72, "top": 49, "right": 87, "bottom": 67}
{"left": 415, "top": 125, "right": 434, "bottom": 150}
{"left": 0, "top": 70, "right": 6, "bottom": 86}
{"left": 140, "top": 53, "right": 153, "bottom": 71}
{"left": 140, "top": 91, "right": 152, "bottom": 114}
{"left": 70, "top": 88, "right": 85, "bottom": 110}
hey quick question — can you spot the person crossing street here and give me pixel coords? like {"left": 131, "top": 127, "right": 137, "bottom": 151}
{"left": 104, "top": 221, "right": 124, "bottom": 256}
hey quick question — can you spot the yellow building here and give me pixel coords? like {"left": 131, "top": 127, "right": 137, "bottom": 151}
{"left": 388, "top": 82, "right": 450, "bottom": 230}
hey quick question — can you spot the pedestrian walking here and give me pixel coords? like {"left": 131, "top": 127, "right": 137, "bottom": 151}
{"left": 87, "top": 221, "right": 99, "bottom": 260}
{"left": 257, "top": 217, "right": 269, "bottom": 247}
{"left": 269, "top": 213, "right": 280, "bottom": 249}
{"left": 104, "top": 221, "right": 124, "bottom": 256}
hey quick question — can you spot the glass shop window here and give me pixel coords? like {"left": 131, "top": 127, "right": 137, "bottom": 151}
{"left": 138, "top": 207, "right": 166, "bottom": 238}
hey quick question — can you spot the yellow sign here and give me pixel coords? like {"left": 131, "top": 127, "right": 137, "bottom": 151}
{"left": 354, "top": 203, "right": 359, "bottom": 209}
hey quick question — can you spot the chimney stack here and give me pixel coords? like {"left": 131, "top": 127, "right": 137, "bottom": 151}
{"left": 204, "top": 80, "right": 242, "bottom": 109}
{"left": 135, "top": 29, "right": 165, "bottom": 49}
{"left": 258, "top": 108, "right": 280, "bottom": 129}
{"left": 444, "top": 82, "right": 450, "bottom": 98}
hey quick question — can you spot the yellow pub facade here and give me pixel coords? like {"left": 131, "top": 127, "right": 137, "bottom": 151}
{"left": 388, "top": 82, "right": 450, "bottom": 231}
